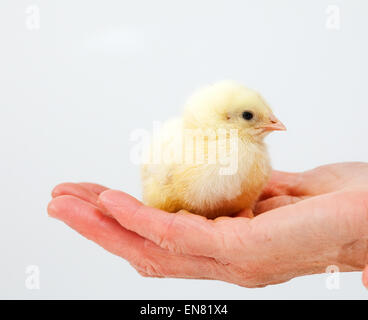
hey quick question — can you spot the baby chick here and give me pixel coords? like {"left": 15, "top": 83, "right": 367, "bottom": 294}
{"left": 141, "top": 81, "right": 285, "bottom": 219}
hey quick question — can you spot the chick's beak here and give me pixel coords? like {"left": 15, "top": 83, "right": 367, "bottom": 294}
{"left": 259, "top": 114, "right": 286, "bottom": 132}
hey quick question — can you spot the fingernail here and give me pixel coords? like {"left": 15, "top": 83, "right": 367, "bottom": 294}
{"left": 96, "top": 196, "right": 113, "bottom": 217}
{"left": 47, "top": 200, "right": 59, "bottom": 218}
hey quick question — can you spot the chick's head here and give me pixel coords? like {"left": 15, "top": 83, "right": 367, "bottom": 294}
{"left": 183, "top": 81, "right": 286, "bottom": 141}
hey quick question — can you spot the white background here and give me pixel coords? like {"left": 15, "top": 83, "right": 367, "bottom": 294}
{"left": 1, "top": 0, "right": 368, "bottom": 299}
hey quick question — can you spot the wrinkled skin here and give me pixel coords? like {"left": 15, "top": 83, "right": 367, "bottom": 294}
{"left": 48, "top": 162, "right": 368, "bottom": 288}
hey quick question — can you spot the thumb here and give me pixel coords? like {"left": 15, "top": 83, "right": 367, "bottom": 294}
{"left": 259, "top": 170, "right": 301, "bottom": 201}
{"left": 363, "top": 265, "right": 368, "bottom": 289}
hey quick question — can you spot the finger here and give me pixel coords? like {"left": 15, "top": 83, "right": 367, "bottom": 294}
{"left": 363, "top": 265, "right": 368, "bottom": 289}
{"left": 254, "top": 195, "right": 309, "bottom": 215}
{"left": 98, "top": 190, "right": 229, "bottom": 258}
{"left": 47, "top": 195, "right": 220, "bottom": 279}
{"left": 234, "top": 208, "right": 254, "bottom": 218}
{"left": 52, "top": 183, "right": 99, "bottom": 206}
{"left": 259, "top": 171, "right": 302, "bottom": 201}
{"left": 78, "top": 183, "right": 109, "bottom": 195}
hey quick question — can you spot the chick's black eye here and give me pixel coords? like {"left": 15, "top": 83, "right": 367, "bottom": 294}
{"left": 242, "top": 111, "right": 254, "bottom": 120}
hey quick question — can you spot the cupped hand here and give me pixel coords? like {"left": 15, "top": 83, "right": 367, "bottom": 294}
{"left": 47, "top": 162, "right": 368, "bottom": 288}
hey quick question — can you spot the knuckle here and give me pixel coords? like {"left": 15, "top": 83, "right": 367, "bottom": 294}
{"left": 157, "top": 233, "right": 173, "bottom": 251}
{"left": 156, "top": 215, "right": 183, "bottom": 253}
{"left": 135, "top": 268, "right": 164, "bottom": 278}
{"left": 136, "top": 269, "right": 150, "bottom": 278}
{"left": 136, "top": 259, "right": 166, "bottom": 278}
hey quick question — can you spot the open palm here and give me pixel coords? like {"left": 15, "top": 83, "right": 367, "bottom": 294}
{"left": 48, "top": 162, "right": 368, "bottom": 288}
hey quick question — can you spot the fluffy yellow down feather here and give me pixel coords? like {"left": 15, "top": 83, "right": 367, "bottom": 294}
{"left": 141, "top": 81, "right": 285, "bottom": 219}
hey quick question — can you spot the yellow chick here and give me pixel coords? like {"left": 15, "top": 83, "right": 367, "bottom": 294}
{"left": 141, "top": 81, "right": 286, "bottom": 219}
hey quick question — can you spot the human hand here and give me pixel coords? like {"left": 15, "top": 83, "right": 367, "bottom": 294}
{"left": 47, "top": 162, "right": 368, "bottom": 288}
